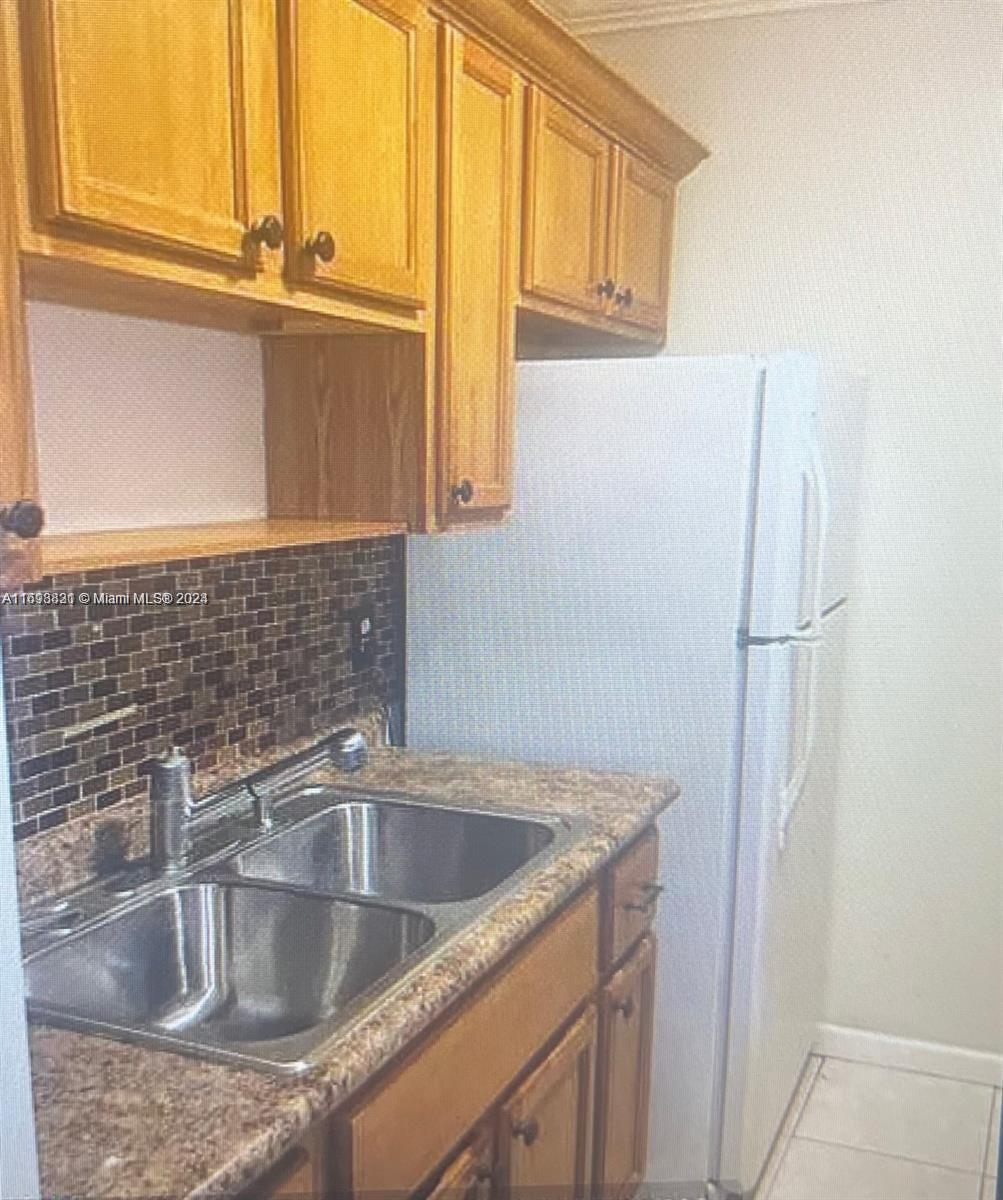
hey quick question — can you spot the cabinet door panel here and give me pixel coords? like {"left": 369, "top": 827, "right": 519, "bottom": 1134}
{"left": 280, "top": 0, "right": 433, "bottom": 306}
{"left": 437, "top": 29, "right": 521, "bottom": 523}
{"left": 608, "top": 148, "right": 675, "bottom": 334}
{"left": 522, "top": 88, "right": 609, "bottom": 315}
{"left": 499, "top": 1006, "right": 597, "bottom": 1200}
{"left": 23, "top": 0, "right": 277, "bottom": 266}
{"left": 0, "top": 58, "right": 40, "bottom": 590}
{"left": 595, "top": 936, "right": 656, "bottom": 1200}
{"left": 336, "top": 889, "right": 597, "bottom": 1198}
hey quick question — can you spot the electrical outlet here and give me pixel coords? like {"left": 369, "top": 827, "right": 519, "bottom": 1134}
{"left": 348, "top": 603, "right": 376, "bottom": 672}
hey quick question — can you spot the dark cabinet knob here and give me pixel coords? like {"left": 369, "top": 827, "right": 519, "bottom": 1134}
{"left": 596, "top": 277, "right": 615, "bottom": 299}
{"left": 305, "top": 230, "right": 336, "bottom": 263}
{"left": 512, "top": 1116, "right": 539, "bottom": 1146}
{"left": 463, "top": 1164, "right": 493, "bottom": 1200}
{"left": 613, "top": 994, "right": 636, "bottom": 1021}
{"left": 451, "top": 479, "right": 474, "bottom": 505}
{"left": 247, "top": 214, "right": 284, "bottom": 251}
{"left": 0, "top": 500, "right": 44, "bottom": 540}
{"left": 615, "top": 286, "right": 634, "bottom": 308}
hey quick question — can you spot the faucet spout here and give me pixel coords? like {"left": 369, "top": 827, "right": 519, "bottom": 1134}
{"left": 149, "top": 747, "right": 195, "bottom": 875}
{"left": 251, "top": 788, "right": 275, "bottom": 833}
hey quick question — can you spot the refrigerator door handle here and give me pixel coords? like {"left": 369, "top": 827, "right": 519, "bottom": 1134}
{"left": 741, "top": 628, "right": 821, "bottom": 647}
{"left": 807, "top": 435, "right": 831, "bottom": 635}
{"left": 778, "top": 437, "right": 830, "bottom": 849}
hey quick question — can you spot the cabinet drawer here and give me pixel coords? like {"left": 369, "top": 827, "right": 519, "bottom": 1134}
{"left": 603, "top": 827, "right": 659, "bottom": 969}
{"left": 336, "top": 886, "right": 598, "bottom": 1197}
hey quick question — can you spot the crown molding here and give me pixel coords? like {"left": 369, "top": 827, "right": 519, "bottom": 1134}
{"left": 541, "top": 0, "right": 890, "bottom": 36}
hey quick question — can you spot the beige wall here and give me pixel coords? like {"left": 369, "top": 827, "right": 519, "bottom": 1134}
{"left": 26, "top": 302, "right": 267, "bottom": 534}
{"left": 588, "top": 0, "right": 1002, "bottom": 1054}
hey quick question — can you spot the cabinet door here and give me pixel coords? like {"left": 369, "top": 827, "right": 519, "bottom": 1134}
{"left": 22, "top": 0, "right": 279, "bottom": 268}
{"left": 594, "top": 937, "right": 656, "bottom": 1200}
{"left": 499, "top": 1007, "right": 597, "bottom": 1200}
{"left": 607, "top": 148, "right": 676, "bottom": 334}
{"left": 437, "top": 28, "right": 522, "bottom": 524}
{"left": 279, "top": 0, "right": 434, "bottom": 306}
{"left": 522, "top": 88, "right": 610, "bottom": 316}
{"left": 0, "top": 70, "right": 41, "bottom": 590}
{"left": 426, "top": 1127, "right": 495, "bottom": 1200}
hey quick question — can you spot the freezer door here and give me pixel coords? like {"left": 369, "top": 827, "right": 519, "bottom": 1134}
{"left": 746, "top": 355, "right": 830, "bottom": 641}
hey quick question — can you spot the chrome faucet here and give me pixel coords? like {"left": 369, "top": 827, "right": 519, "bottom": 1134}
{"left": 251, "top": 787, "right": 275, "bottom": 833}
{"left": 149, "top": 747, "right": 195, "bottom": 874}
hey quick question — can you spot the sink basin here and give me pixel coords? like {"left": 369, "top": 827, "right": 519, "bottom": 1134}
{"left": 230, "top": 797, "right": 555, "bottom": 904}
{"left": 23, "top": 792, "right": 572, "bottom": 1072}
{"left": 23, "top": 881, "right": 434, "bottom": 1070}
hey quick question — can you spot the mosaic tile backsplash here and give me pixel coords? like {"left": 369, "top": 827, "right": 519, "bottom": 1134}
{"left": 2, "top": 537, "right": 404, "bottom": 841}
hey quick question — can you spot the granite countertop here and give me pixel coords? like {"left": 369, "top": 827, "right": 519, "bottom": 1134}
{"left": 26, "top": 747, "right": 679, "bottom": 1200}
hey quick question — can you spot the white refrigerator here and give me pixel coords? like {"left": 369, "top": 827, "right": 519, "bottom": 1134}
{"left": 406, "top": 354, "right": 865, "bottom": 1198}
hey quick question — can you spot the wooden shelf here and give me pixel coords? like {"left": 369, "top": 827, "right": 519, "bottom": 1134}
{"left": 40, "top": 519, "right": 407, "bottom": 576}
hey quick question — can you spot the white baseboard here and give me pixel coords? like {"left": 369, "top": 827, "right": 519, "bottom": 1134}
{"left": 815, "top": 1023, "right": 1003, "bottom": 1087}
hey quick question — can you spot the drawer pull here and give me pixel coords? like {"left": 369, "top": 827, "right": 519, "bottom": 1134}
{"left": 305, "top": 230, "right": 336, "bottom": 263}
{"left": 247, "top": 214, "right": 284, "bottom": 251}
{"left": 0, "top": 500, "right": 45, "bottom": 540}
{"left": 612, "top": 995, "right": 635, "bottom": 1021}
{"left": 512, "top": 1116, "right": 540, "bottom": 1146}
{"left": 451, "top": 479, "right": 475, "bottom": 505}
{"left": 463, "top": 1164, "right": 494, "bottom": 1200}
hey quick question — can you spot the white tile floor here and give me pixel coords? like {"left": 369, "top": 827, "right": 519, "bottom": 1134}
{"left": 757, "top": 1057, "right": 1001, "bottom": 1200}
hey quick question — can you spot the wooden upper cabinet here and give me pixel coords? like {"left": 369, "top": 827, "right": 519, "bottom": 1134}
{"left": 499, "top": 1006, "right": 597, "bottom": 1200}
{"left": 607, "top": 148, "right": 676, "bottom": 334}
{"left": 437, "top": 28, "right": 522, "bottom": 524}
{"left": 278, "top": 0, "right": 434, "bottom": 307}
{"left": 522, "top": 87, "right": 610, "bottom": 317}
{"left": 594, "top": 937, "right": 656, "bottom": 1200}
{"left": 20, "top": 0, "right": 281, "bottom": 268}
{"left": 0, "top": 40, "right": 41, "bottom": 592}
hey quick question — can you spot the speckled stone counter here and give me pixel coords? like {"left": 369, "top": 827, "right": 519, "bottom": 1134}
{"left": 25, "top": 748, "right": 679, "bottom": 1200}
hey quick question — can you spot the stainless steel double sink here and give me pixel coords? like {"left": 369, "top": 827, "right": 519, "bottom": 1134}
{"left": 22, "top": 787, "right": 579, "bottom": 1073}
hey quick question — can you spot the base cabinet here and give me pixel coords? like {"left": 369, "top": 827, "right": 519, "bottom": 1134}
{"left": 593, "top": 936, "right": 657, "bottom": 1200}
{"left": 241, "top": 831, "right": 661, "bottom": 1200}
{"left": 498, "top": 1006, "right": 597, "bottom": 1200}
